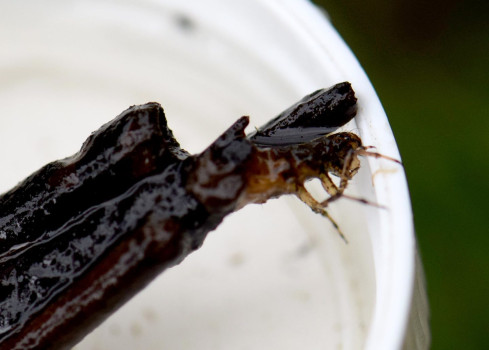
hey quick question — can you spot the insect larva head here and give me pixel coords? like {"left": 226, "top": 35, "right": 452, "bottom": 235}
{"left": 321, "top": 132, "right": 363, "bottom": 178}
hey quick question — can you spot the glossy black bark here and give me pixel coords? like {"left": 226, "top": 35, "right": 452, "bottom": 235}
{"left": 248, "top": 82, "right": 357, "bottom": 146}
{"left": 0, "top": 103, "right": 253, "bottom": 349}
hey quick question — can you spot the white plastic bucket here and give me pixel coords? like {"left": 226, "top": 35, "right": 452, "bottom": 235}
{"left": 0, "top": 1, "right": 429, "bottom": 349}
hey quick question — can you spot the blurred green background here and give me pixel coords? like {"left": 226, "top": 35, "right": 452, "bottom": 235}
{"left": 313, "top": 0, "right": 488, "bottom": 349}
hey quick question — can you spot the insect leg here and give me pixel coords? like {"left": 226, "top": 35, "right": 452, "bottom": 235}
{"left": 319, "top": 173, "right": 340, "bottom": 196}
{"left": 297, "top": 185, "right": 347, "bottom": 243}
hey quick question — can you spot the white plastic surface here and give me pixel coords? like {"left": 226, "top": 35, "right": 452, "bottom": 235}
{"left": 0, "top": 1, "right": 429, "bottom": 349}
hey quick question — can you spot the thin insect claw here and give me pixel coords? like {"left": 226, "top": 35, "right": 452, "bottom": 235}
{"left": 308, "top": 204, "right": 347, "bottom": 243}
{"left": 320, "top": 210, "right": 348, "bottom": 243}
